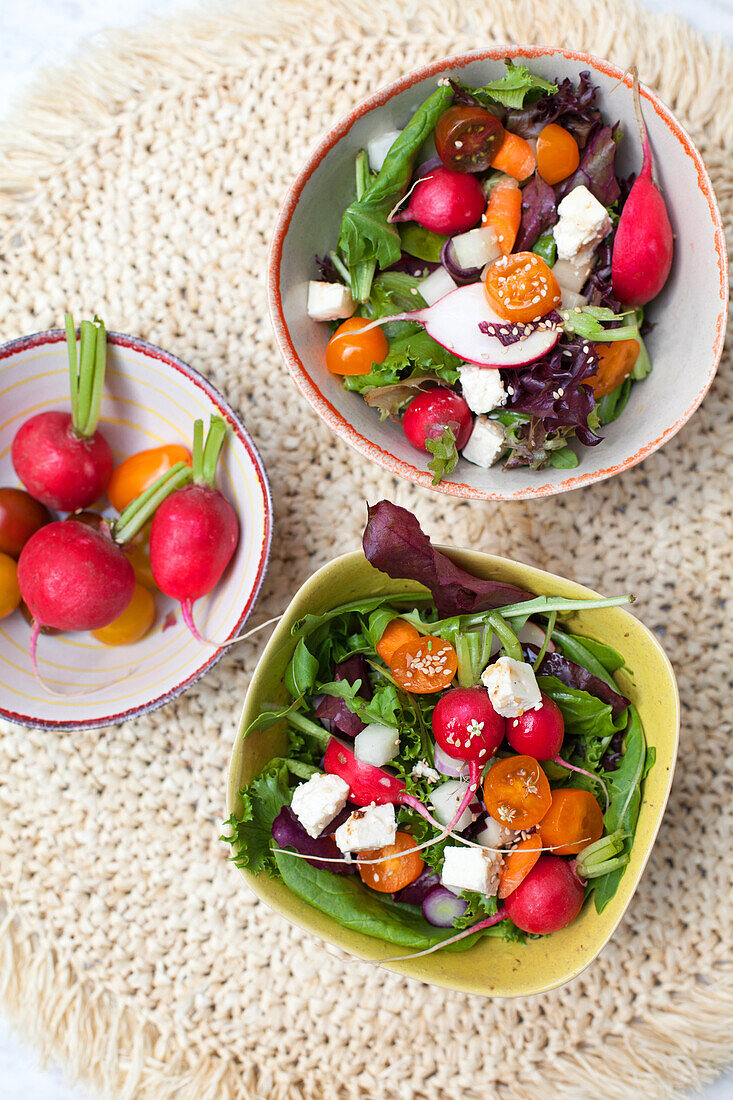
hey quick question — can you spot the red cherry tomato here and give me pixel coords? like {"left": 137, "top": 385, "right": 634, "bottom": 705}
{"left": 326, "top": 318, "right": 389, "bottom": 376}
{"left": 0, "top": 488, "right": 52, "bottom": 558}
{"left": 435, "top": 106, "right": 505, "bottom": 173}
{"left": 402, "top": 389, "right": 472, "bottom": 453}
{"left": 484, "top": 252, "right": 562, "bottom": 322}
{"left": 432, "top": 686, "right": 505, "bottom": 762}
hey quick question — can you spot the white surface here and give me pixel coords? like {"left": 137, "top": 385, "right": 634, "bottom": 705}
{"left": 0, "top": 0, "right": 731, "bottom": 1097}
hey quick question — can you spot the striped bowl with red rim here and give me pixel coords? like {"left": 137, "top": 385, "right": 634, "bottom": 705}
{"left": 0, "top": 329, "right": 272, "bottom": 730}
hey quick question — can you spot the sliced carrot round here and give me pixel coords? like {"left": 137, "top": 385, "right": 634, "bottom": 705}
{"left": 490, "top": 130, "right": 536, "bottom": 181}
{"left": 358, "top": 830, "right": 424, "bottom": 892}
{"left": 390, "top": 635, "right": 458, "bottom": 694}
{"left": 376, "top": 618, "right": 421, "bottom": 665}
{"left": 498, "top": 833, "right": 543, "bottom": 899}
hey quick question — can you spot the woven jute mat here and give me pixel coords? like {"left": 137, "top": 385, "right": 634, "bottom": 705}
{"left": 0, "top": 1, "right": 730, "bottom": 1097}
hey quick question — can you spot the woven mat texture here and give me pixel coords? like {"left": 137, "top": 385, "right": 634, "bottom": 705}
{"left": 0, "top": 1, "right": 731, "bottom": 1098}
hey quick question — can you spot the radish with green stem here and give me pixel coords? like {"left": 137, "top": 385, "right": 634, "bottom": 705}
{"left": 611, "top": 68, "right": 674, "bottom": 307}
{"left": 17, "top": 460, "right": 192, "bottom": 687}
{"left": 12, "top": 314, "right": 113, "bottom": 511}
{"left": 149, "top": 416, "right": 239, "bottom": 642}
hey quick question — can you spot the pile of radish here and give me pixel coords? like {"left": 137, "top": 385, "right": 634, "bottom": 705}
{"left": 309, "top": 62, "right": 673, "bottom": 482}
{"left": 2, "top": 314, "right": 242, "bottom": 691}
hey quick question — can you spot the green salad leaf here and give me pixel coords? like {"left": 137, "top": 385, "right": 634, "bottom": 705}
{"left": 596, "top": 377, "right": 632, "bottom": 426}
{"left": 337, "top": 85, "right": 453, "bottom": 289}
{"left": 223, "top": 761, "right": 292, "bottom": 874}
{"left": 472, "top": 61, "right": 557, "bottom": 110}
{"left": 532, "top": 232, "right": 557, "bottom": 267}
{"left": 425, "top": 425, "right": 460, "bottom": 485}
{"left": 398, "top": 223, "right": 448, "bottom": 263}
{"left": 593, "top": 707, "right": 647, "bottom": 912}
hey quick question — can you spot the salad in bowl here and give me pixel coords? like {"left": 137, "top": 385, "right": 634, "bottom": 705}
{"left": 306, "top": 62, "right": 672, "bottom": 483}
{"left": 226, "top": 503, "right": 677, "bottom": 987}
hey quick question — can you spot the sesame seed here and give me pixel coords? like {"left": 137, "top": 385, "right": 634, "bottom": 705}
{"left": 454, "top": 140, "right": 463, "bottom": 148}
{"left": 410, "top": 287, "right": 418, "bottom": 295}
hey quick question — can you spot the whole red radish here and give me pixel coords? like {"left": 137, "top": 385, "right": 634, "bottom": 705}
{"left": 403, "top": 389, "right": 472, "bottom": 484}
{"left": 324, "top": 738, "right": 406, "bottom": 806}
{"left": 432, "top": 686, "right": 505, "bottom": 762}
{"left": 150, "top": 416, "right": 239, "bottom": 641}
{"left": 611, "top": 70, "right": 673, "bottom": 307}
{"left": 12, "top": 315, "right": 113, "bottom": 511}
{"left": 506, "top": 691, "right": 564, "bottom": 759}
{"left": 397, "top": 166, "right": 485, "bottom": 235}
{"left": 17, "top": 458, "right": 191, "bottom": 687}
{"left": 503, "top": 855, "right": 585, "bottom": 934}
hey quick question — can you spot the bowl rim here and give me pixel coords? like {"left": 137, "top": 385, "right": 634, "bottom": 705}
{"left": 227, "top": 547, "right": 681, "bottom": 996}
{"left": 267, "top": 44, "right": 729, "bottom": 501}
{"left": 0, "top": 327, "right": 273, "bottom": 731}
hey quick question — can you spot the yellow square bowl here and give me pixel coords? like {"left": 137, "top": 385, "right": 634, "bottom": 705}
{"left": 227, "top": 548, "right": 679, "bottom": 996}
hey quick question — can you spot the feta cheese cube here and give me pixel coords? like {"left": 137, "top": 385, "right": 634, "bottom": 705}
{"left": 367, "top": 129, "right": 402, "bottom": 173}
{"left": 451, "top": 226, "right": 501, "bottom": 270}
{"left": 410, "top": 759, "right": 440, "bottom": 783}
{"left": 354, "top": 723, "right": 400, "bottom": 767}
{"left": 474, "top": 817, "right": 517, "bottom": 850}
{"left": 441, "top": 845, "right": 502, "bottom": 895}
{"left": 481, "top": 656, "right": 542, "bottom": 718}
{"left": 419, "top": 266, "right": 457, "bottom": 306}
{"left": 553, "top": 185, "right": 612, "bottom": 261}
{"left": 307, "top": 280, "right": 355, "bottom": 322}
{"left": 334, "top": 802, "right": 396, "bottom": 853}
{"left": 461, "top": 417, "right": 506, "bottom": 468}
{"left": 459, "top": 364, "right": 507, "bottom": 414}
{"left": 291, "top": 772, "right": 350, "bottom": 839}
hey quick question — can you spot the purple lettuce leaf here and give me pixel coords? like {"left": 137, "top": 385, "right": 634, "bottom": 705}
{"left": 314, "top": 655, "right": 372, "bottom": 738}
{"left": 272, "top": 807, "right": 356, "bottom": 874}
{"left": 514, "top": 174, "right": 558, "bottom": 252}
{"left": 506, "top": 337, "right": 601, "bottom": 446}
{"left": 524, "top": 645, "right": 630, "bottom": 718}
{"left": 315, "top": 254, "right": 341, "bottom": 283}
{"left": 362, "top": 501, "right": 533, "bottom": 616}
{"left": 505, "top": 72, "right": 601, "bottom": 147}
{"left": 479, "top": 311, "right": 561, "bottom": 347}
{"left": 386, "top": 252, "right": 441, "bottom": 278}
{"left": 556, "top": 124, "right": 621, "bottom": 206}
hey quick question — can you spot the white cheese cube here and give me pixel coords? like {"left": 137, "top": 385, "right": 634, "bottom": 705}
{"left": 410, "top": 759, "right": 441, "bottom": 783}
{"left": 419, "top": 266, "right": 457, "bottom": 306}
{"left": 430, "top": 779, "right": 475, "bottom": 832}
{"left": 461, "top": 417, "right": 506, "bottom": 468}
{"left": 441, "top": 845, "right": 502, "bottom": 895}
{"left": 474, "top": 818, "right": 518, "bottom": 850}
{"left": 553, "top": 185, "right": 612, "bottom": 261}
{"left": 553, "top": 246, "right": 596, "bottom": 293}
{"left": 480, "top": 656, "right": 542, "bottom": 718}
{"left": 307, "top": 280, "right": 355, "bottom": 322}
{"left": 367, "top": 129, "right": 402, "bottom": 173}
{"left": 334, "top": 802, "right": 396, "bottom": 853}
{"left": 451, "top": 226, "right": 501, "bottom": 271}
{"left": 291, "top": 772, "right": 350, "bottom": 839}
{"left": 459, "top": 364, "right": 507, "bottom": 414}
{"left": 354, "top": 723, "right": 400, "bottom": 767}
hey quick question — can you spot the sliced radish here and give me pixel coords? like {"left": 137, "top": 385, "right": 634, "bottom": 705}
{"left": 430, "top": 779, "right": 475, "bottom": 832}
{"left": 419, "top": 266, "right": 457, "bottom": 306}
{"left": 516, "top": 621, "right": 556, "bottom": 653}
{"left": 433, "top": 742, "right": 470, "bottom": 779}
{"left": 324, "top": 738, "right": 405, "bottom": 806}
{"left": 354, "top": 723, "right": 400, "bottom": 767}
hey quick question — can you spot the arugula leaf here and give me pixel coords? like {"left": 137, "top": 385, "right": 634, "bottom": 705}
{"left": 223, "top": 761, "right": 292, "bottom": 874}
{"left": 284, "top": 638, "right": 319, "bottom": 697}
{"left": 474, "top": 61, "right": 557, "bottom": 110}
{"left": 593, "top": 706, "right": 647, "bottom": 912}
{"left": 426, "top": 425, "right": 459, "bottom": 485}
{"left": 272, "top": 846, "right": 479, "bottom": 950}
{"left": 559, "top": 305, "right": 639, "bottom": 343}
{"left": 337, "top": 86, "right": 453, "bottom": 283}
{"left": 291, "top": 592, "right": 432, "bottom": 641}
{"left": 399, "top": 222, "right": 448, "bottom": 262}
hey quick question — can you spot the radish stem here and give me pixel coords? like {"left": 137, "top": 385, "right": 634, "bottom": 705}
{"left": 192, "top": 418, "right": 204, "bottom": 481}
{"left": 113, "top": 461, "right": 192, "bottom": 544}
{"left": 65, "top": 312, "right": 108, "bottom": 438}
{"left": 82, "top": 316, "right": 106, "bottom": 437}
{"left": 377, "top": 910, "right": 507, "bottom": 963}
{"left": 64, "top": 313, "right": 78, "bottom": 414}
{"left": 553, "top": 754, "right": 609, "bottom": 810}
{"left": 201, "top": 417, "right": 227, "bottom": 486}
{"left": 75, "top": 320, "right": 97, "bottom": 435}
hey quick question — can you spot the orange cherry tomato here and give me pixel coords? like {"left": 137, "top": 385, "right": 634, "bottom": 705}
{"left": 483, "top": 755, "right": 552, "bottom": 830}
{"left": 92, "top": 583, "right": 155, "bottom": 646}
{"left": 390, "top": 635, "right": 458, "bottom": 694}
{"left": 482, "top": 179, "right": 522, "bottom": 255}
{"left": 376, "top": 618, "right": 421, "bottom": 665}
{"left": 325, "top": 317, "right": 389, "bottom": 376}
{"left": 435, "top": 106, "right": 505, "bottom": 172}
{"left": 489, "top": 130, "right": 536, "bottom": 181}
{"left": 585, "top": 340, "right": 641, "bottom": 398}
{"left": 484, "top": 252, "right": 562, "bottom": 322}
{"left": 536, "top": 123, "right": 580, "bottom": 185}
{"left": 0, "top": 552, "right": 21, "bottom": 619}
{"left": 539, "top": 788, "right": 604, "bottom": 856}
{"left": 108, "top": 445, "right": 192, "bottom": 513}
{"left": 358, "top": 830, "right": 424, "bottom": 893}
{"left": 498, "top": 833, "right": 543, "bottom": 899}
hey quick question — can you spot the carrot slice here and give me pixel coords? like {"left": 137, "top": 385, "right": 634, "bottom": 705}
{"left": 490, "top": 132, "right": 536, "bottom": 181}
{"left": 376, "top": 618, "right": 420, "bottom": 665}
{"left": 482, "top": 181, "right": 522, "bottom": 255}
{"left": 498, "top": 833, "right": 542, "bottom": 899}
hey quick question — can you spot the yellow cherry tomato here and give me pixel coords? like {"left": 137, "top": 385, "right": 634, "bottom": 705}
{"left": 0, "top": 552, "right": 21, "bottom": 619}
{"left": 92, "top": 583, "right": 155, "bottom": 646}
{"left": 325, "top": 317, "right": 389, "bottom": 376}
{"left": 124, "top": 543, "right": 157, "bottom": 590}
{"left": 108, "top": 445, "right": 192, "bottom": 513}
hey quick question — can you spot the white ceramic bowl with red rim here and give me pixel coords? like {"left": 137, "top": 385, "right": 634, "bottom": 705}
{"left": 0, "top": 329, "right": 272, "bottom": 730}
{"left": 268, "top": 46, "right": 728, "bottom": 500}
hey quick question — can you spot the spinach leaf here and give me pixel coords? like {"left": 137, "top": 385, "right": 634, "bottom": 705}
{"left": 596, "top": 377, "right": 632, "bottom": 426}
{"left": 532, "top": 231, "right": 557, "bottom": 266}
{"left": 337, "top": 86, "right": 453, "bottom": 276}
{"left": 537, "top": 674, "right": 627, "bottom": 768}
{"left": 273, "top": 846, "right": 479, "bottom": 950}
{"left": 548, "top": 446, "right": 579, "bottom": 469}
{"left": 593, "top": 706, "right": 647, "bottom": 912}
{"left": 223, "top": 761, "right": 292, "bottom": 874}
{"left": 284, "top": 638, "right": 319, "bottom": 696}
{"left": 473, "top": 61, "right": 557, "bottom": 110}
{"left": 552, "top": 631, "right": 626, "bottom": 676}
